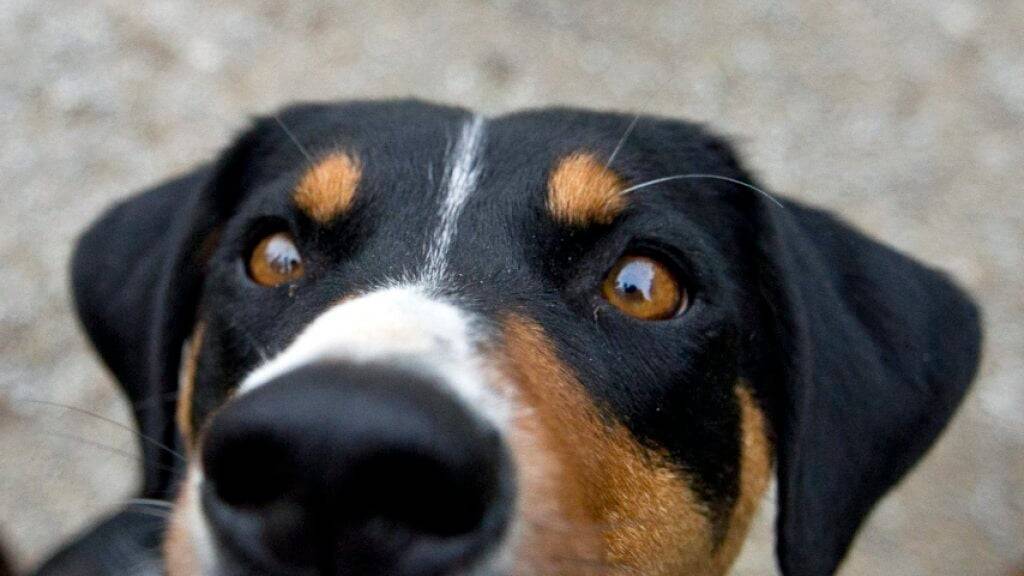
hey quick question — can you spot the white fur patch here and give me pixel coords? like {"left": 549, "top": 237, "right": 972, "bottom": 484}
{"left": 423, "top": 115, "right": 486, "bottom": 285}
{"left": 238, "top": 285, "right": 508, "bottom": 426}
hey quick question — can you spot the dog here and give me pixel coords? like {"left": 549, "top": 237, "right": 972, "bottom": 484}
{"left": 30, "top": 100, "right": 981, "bottom": 576}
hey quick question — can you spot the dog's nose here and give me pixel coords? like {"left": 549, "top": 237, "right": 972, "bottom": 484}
{"left": 199, "top": 363, "right": 514, "bottom": 575}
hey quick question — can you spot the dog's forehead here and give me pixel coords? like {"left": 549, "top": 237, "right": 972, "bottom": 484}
{"left": 273, "top": 103, "right": 659, "bottom": 211}
{"left": 263, "top": 104, "right": 734, "bottom": 277}
{"left": 253, "top": 106, "right": 662, "bottom": 284}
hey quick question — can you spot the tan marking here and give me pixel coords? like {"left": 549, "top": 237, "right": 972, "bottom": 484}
{"left": 164, "top": 475, "right": 200, "bottom": 576}
{"left": 163, "top": 316, "right": 771, "bottom": 575}
{"left": 711, "top": 385, "right": 774, "bottom": 573}
{"left": 547, "top": 152, "right": 627, "bottom": 226}
{"left": 176, "top": 323, "right": 205, "bottom": 449}
{"left": 293, "top": 152, "right": 362, "bottom": 223}
{"left": 498, "top": 316, "right": 714, "bottom": 576}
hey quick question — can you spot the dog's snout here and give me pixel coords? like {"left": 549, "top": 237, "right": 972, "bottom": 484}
{"left": 199, "top": 363, "right": 514, "bottom": 575}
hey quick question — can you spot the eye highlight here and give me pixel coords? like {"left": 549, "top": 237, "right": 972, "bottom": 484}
{"left": 601, "top": 255, "right": 687, "bottom": 320}
{"left": 247, "top": 231, "right": 304, "bottom": 287}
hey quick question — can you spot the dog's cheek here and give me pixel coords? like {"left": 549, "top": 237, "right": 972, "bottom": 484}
{"left": 177, "top": 322, "right": 206, "bottom": 449}
{"left": 500, "top": 381, "right": 605, "bottom": 575}
{"left": 498, "top": 316, "right": 717, "bottom": 576}
{"left": 711, "top": 385, "right": 773, "bottom": 573}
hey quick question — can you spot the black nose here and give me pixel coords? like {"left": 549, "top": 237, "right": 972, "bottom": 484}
{"left": 200, "top": 363, "right": 514, "bottom": 576}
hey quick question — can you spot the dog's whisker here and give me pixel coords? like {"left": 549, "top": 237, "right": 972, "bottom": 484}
{"left": 39, "top": 430, "right": 139, "bottom": 462}
{"left": 36, "top": 430, "right": 179, "bottom": 474}
{"left": 20, "top": 399, "right": 187, "bottom": 463}
{"left": 619, "top": 173, "right": 785, "bottom": 209}
{"left": 273, "top": 113, "right": 315, "bottom": 166}
{"left": 605, "top": 112, "right": 642, "bottom": 171}
{"left": 120, "top": 508, "right": 172, "bottom": 521}
{"left": 124, "top": 498, "right": 174, "bottom": 510}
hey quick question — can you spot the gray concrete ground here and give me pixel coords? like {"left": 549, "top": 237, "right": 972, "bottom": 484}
{"left": 0, "top": 1, "right": 1021, "bottom": 574}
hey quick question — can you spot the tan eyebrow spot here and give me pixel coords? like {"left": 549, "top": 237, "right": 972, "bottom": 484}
{"left": 547, "top": 152, "right": 628, "bottom": 226}
{"left": 293, "top": 152, "right": 362, "bottom": 223}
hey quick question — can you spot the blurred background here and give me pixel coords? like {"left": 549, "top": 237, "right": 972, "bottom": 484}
{"left": 0, "top": 1, "right": 1021, "bottom": 574}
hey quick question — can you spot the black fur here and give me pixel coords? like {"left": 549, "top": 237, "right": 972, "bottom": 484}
{"left": 41, "top": 100, "right": 980, "bottom": 576}
{"left": 31, "top": 505, "right": 165, "bottom": 576}
{"left": 754, "top": 200, "right": 982, "bottom": 574}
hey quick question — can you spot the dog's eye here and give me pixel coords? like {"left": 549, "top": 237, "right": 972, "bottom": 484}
{"left": 601, "top": 255, "right": 687, "bottom": 320}
{"left": 247, "top": 232, "right": 304, "bottom": 287}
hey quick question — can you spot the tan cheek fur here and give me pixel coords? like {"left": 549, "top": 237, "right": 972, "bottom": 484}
{"left": 711, "top": 385, "right": 774, "bottom": 573}
{"left": 167, "top": 329, "right": 209, "bottom": 575}
{"left": 176, "top": 323, "right": 206, "bottom": 449}
{"left": 547, "top": 152, "right": 628, "bottom": 226}
{"left": 499, "top": 315, "right": 713, "bottom": 576}
{"left": 164, "top": 316, "right": 773, "bottom": 575}
{"left": 293, "top": 152, "right": 362, "bottom": 223}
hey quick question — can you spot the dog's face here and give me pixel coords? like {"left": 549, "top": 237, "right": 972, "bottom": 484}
{"left": 168, "top": 105, "right": 772, "bottom": 576}
{"left": 69, "top": 101, "right": 980, "bottom": 576}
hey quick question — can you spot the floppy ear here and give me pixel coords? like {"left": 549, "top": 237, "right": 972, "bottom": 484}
{"left": 754, "top": 199, "right": 982, "bottom": 575}
{"left": 31, "top": 504, "right": 166, "bottom": 576}
{"left": 71, "top": 121, "right": 277, "bottom": 498}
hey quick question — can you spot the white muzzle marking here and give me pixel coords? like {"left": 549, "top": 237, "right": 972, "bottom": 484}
{"left": 238, "top": 285, "right": 508, "bottom": 427}
{"left": 181, "top": 286, "right": 514, "bottom": 576}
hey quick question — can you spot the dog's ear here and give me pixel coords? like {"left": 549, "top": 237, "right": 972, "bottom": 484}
{"left": 752, "top": 198, "right": 982, "bottom": 575}
{"left": 30, "top": 503, "right": 166, "bottom": 576}
{"left": 70, "top": 120, "right": 282, "bottom": 497}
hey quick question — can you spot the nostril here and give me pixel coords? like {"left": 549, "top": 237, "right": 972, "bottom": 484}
{"left": 205, "top": 432, "right": 291, "bottom": 509}
{"left": 342, "top": 450, "right": 496, "bottom": 539}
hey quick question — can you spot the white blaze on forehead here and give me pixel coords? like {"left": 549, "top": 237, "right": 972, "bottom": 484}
{"left": 423, "top": 115, "right": 486, "bottom": 285}
{"left": 238, "top": 285, "right": 507, "bottom": 425}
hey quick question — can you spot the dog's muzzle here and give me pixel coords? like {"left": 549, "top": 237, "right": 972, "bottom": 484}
{"left": 199, "top": 362, "right": 514, "bottom": 575}
{"left": 179, "top": 287, "right": 517, "bottom": 575}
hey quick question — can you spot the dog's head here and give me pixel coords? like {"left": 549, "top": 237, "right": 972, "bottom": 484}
{"left": 71, "top": 101, "right": 980, "bottom": 576}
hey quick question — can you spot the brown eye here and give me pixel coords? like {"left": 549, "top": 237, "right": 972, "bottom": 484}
{"left": 601, "top": 255, "right": 687, "bottom": 320}
{"left": 247, "top": 232, "right": 304, "bottom": 287}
